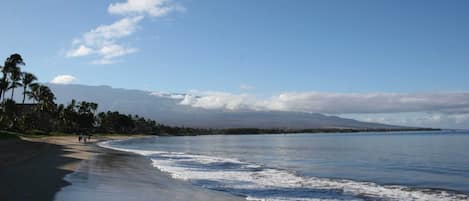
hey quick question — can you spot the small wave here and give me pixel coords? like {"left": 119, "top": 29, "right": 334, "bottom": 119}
{"left": 99, "top": 141, "right": 469, "bottom": 201}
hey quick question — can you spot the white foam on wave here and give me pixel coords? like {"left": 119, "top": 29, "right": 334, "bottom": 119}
{"left": 99, "top": 141, "right": 469, "bottom": 201}
{"left": 98, "top": 140, "right": 167, "bottom": 156}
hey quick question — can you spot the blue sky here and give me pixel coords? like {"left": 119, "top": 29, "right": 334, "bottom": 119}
{"left": 1, "top": 0, "right": 469, "bottom": 128}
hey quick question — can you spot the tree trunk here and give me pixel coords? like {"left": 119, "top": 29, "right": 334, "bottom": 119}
{"left": 10, "top": 88, "right": 15, "bottom": 100}
{"left": 22, "top": 86, "right": 26, "bottom": 104}
{"left": 0, "top": 73, "right": 6, "bottom": 102}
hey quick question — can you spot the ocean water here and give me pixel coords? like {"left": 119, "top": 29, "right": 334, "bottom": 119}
{"left": 100, "top": 131, "right": 469, "bottom": 201}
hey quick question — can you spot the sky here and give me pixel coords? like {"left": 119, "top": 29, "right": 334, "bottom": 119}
{"left": 0, "top": 0, "right": 468, "bottom": 128}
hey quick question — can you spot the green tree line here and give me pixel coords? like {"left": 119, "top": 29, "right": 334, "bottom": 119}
{"left": 0, "top": 53, "right": 212, "bottom": 135}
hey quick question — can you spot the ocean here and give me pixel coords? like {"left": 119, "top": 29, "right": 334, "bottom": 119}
{"left": 99, "top": 131, "right": 469, "bottom": 201}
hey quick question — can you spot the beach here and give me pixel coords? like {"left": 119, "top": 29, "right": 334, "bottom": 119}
{"left": 0, "top": 135, "right": 245, "bottom": 201}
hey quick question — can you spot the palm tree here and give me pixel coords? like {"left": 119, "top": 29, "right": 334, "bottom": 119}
{"left": 21, "top": 72, "right": 37, "bottom": 103}
{"left": 28, "top": 84, "right": 55, "bottom": 112}
{"left": 25, "top": 84, "right": 56, "bottom": 131}
{"left": 64, "top": 99, "right": 78, "bottom": 131}
{"left": 0, "top": 79, "right": 8, "bottom": 102}
{"left": 0, "top": 73, "right": 9, "bottom": 102}
{"left": 0, "top": 54, "right": 24, "bottom": 102}
{"left": 8, "top": 67, "right": 22, "bottom": 100}
{"left": 0, "top": 64, "right": 5, "bottom": 102}
{"left": 27, "top": 83, "right": 40, "bottom": 103}
{"left": 0, "top": 64, "right": 2, "bottom": 100}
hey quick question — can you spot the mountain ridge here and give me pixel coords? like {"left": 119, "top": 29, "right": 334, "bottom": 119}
{"left": 42, "top": 83, "right": 407, "bottom": 129}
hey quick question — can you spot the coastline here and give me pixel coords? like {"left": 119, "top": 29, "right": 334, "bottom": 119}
{"left": 96, "top": 132, "right": 469, "bottom": 201}
{"left": 0, "top": 135, "right": 246, "bottom": 201}
{"left": 0, "top": 135, "right": 142, "bottom": 201}
{"left": 55, "top": 144, "right": 246, "bottom": 201}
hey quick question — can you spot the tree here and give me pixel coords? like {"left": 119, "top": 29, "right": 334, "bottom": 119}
{"left": 63, "top": 99, "right": 78, "bottom": 132}
{"left": 28, "top": 84, "right": 56, "bottom": 112}
{"left": 0, "top": 79, "right": 8, "bottom": 102}
{"left": 76, "top": 101, "right": 98, "bottom": 132}
{"left": 97, "top": 111, "right": 135, "bottom": 133}
{"left": 21, "top": 72, "right": 37, "bottom": 103}
{"left": 0, "top": 64, "right": 5, "bottom": 102}
{"left": 0, "top": 99, "right": 19, "bottom": 129}
{"left": 25, "top": 83, "right": 39, "bottom": 103}
{"left": 8, "top": 67, "right": 22, "bottom": 100}
{"left": 27, "top": 84, "right": 56, "bottom": 131}
{"left": 0, "top": 54, "right": 24, "bottom": 102}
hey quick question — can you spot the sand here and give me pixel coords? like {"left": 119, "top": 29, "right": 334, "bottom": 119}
{"left": 0, "top": 135, "right": 143, "bottom": 201}
{"left": 55, "top": 146, "right": 246, "bottom": 201}
{"left": 0, "top": 135, "right": 246, "bottom": 201}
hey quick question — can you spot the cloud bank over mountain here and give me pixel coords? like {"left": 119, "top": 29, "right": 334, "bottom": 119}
{"left": 44, "top": 84, "right": 403, "bottom": 129}
{"left": 38, "top": 84, "right": 468, "bottom": 129}
{"left": 173, "top": 91, "right": 469, "bottom": 129}
{"left": 176, "top": 91, "right": 469, "bottom": 115}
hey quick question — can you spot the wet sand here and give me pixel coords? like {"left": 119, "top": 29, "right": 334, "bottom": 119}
{"left": 0, "top": 136, "right": 245, "bottom": 201}
{"left": 54, "top": 146, "right": 245, "bottom": 201}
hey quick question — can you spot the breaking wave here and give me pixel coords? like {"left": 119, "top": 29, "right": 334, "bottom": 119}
{"left": 99, "top": 140, "right": 469, "bottom": 201}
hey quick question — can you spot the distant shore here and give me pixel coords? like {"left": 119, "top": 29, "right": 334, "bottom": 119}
{"left": 163, "top": 127, "right": 442, "bottom": 136}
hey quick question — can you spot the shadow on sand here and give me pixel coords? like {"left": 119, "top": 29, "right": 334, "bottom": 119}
{"left": 0, "top": 139, "right": 80, "bottom": 201}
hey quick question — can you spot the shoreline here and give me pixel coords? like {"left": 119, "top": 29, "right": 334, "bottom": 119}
{"left": 55, "top": 144, "right": 246, "bottom": 201}
{"left": 0, "top": 135, "right": 146, "bottom": 201}
{"left": 0, "top": 135, "right": 246, "bottom": 201}
{"left": 97, "top": 132, "right": 469, "bottom": 201}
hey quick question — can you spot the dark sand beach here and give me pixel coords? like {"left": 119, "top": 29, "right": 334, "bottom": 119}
{"left": 0, "top": 136, "right": 244, "bottom": 201}
{"left": 0, "top": 136, "right": 93, "bottom": 201}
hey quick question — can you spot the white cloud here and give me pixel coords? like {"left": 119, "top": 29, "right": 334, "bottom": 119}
{"left": 67, "top": 16, "right": 143, "bottom": 64}
{"left": 341, "top": 112, "right": 469, "bottom": 129}
{"left": 66, "top": 0, "right": 182, "bottom": 64}
{"left": 99, "top": 44, "right": 138, "bottom": 59}
{"left": 263, "top": 92, "right": 469, "bottom": 114}
{"left": 180, "top": 92, "right": 254, "bottom": 110}
{"left": 82, "top": 16, "right": 144, "bottom": 46}
{"left": 175, "top": 91, "right": 469, "bottom": 115}
{"left": 66, "top": 45, "right": 93, "bottom": 57}
{"left": 150, "top": 91, "right": 186, "bottom": 99}
{"left": 171, "top": 91, "right": 469, "bottom": 128}
{"left": 50, "top": 75, "right": 77, "bottom": 85}
{"left": 109, "top": 0, "right": 185, "bottom": 17}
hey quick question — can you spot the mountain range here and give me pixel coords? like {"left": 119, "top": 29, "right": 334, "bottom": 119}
{"left": 42, "top": 84, "right": 404, "bottom": 129}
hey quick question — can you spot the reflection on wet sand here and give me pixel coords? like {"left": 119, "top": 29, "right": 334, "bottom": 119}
{"left": 53, "top": 147, "right": 245, "bottom": 201}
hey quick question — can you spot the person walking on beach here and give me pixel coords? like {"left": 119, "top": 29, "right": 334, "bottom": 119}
{"left": 78, "top": 135, "right": 82, "bottom": 143}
